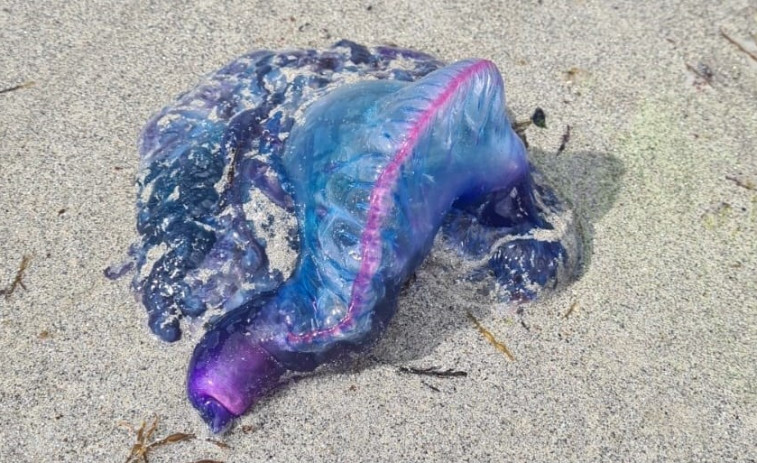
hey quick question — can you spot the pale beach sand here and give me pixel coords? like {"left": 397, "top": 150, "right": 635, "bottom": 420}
{"left": 1, "top": 1, "right": 755, "bottom": 461}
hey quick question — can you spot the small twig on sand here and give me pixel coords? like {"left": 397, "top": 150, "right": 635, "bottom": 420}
{"left": 725, "top": 175, "right": 756, "bottom": 191}
{"left": 0, "top": 81, "right": 34, "bottom": 95}
{"left": 466, "top": 311, "right": 515, "bottom": 361}
{"left": 421, "top": 380, "right": 440, "bottom": 392}
{"left": 720, "top": 27, "right": 757, "bottom": 62}
{"left": 206, "top": 438, "right": 231, "bottom": 449}
{"left": 563, "top": 301, "right": 579, "bottom": 319}
{"left": 1, "top": 255, "right": 31, "bottom": 299}
{"left": 685, "top": 62, "right": 714, "bottom": 86}
{"left": 398, "top": 366, "right": 468, "bottom": 378}
{"left": 120, "top": 416, "right": 195, "bottom": 463}
{"left": 556, "top": 125, "right": 572, "bottom": 154}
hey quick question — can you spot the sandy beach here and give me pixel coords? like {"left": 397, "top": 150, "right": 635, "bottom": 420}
{"left": 1, "top": 1, "right": 755, "bottom": 461}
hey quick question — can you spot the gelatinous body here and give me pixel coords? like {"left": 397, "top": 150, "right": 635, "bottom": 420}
{"left": 123, "top": 41, "right": 580, "bottom": 432}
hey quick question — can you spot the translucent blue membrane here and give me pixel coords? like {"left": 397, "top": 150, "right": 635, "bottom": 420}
{"left": 119, "top": 41, "right": 580, "bottom": 432}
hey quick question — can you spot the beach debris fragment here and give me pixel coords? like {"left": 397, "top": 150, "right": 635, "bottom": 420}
{"left": 720, "top": 27, "right": 757, "bottom": 62}
{"left": 531, "top": 107, "right": 546, "bottom": 128}
{"left": 421, "top": 380, "right": 441, "bottom": 392}
{"left": 0, "top": 81, "right": 34, "bottom": 95}
{"left": 1, "top": 255, "right": 31, "bottom": 299}
{"left": 240, "top": 424, "right": 257, "bottom": 434}
{"left": 513, "top": 108, "right": 547, "bottom": 148}
{"left": 206, "top": 438, "right": 231, "bottom": 449}
{"left": 725, "top": 175, "right": 756, "bottom": 191}
{"left": 120, "top": 417, "right": 195, "bottom": 463}
{"left": 563, "top": 301, "right": 579, "bottom": 319}
{"left": 397, "top": 366, "right": 468, "bottom": 378}
{"left": 466, "top": 311, "right": 516, "bottom": 361}
{"left": 556, "top": 124, "right": 572, "bottom": 154}
{"left": 685, "top": 62, "right": 714, "bottom": 88}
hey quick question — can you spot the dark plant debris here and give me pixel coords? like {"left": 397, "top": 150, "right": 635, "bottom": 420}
{"left": 398, "top": 366, "right": 468, "bottom": 378}
{"left": 466, "top": 311, "right": 515, "bottom": 361}
{"left": 556, "top": 124, "right": 572, "bottom": 154}
{"left": 720, "top": 27, "right": 757, "bottom": 62}
{"left": 725, "top": 175, "right": 756, "bottom": 191}
{"left": 1, "top": 255, "right": 31, "bottom": 299}
{"left": 421, "top": 380, "right": 441, "bottom": 392}
{"left": 120, "top": 417, "right": 195, "bottom": 463}
{"left": 513, "top": 108, "right": 547, "bottom": 148}
{"left": 0, "top": 81, "right": 34, "bottom": 95}
{"left": 531, "top": 107, "right": 546, "bottom": 128}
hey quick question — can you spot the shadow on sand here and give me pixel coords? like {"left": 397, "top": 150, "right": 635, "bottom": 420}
{"left": 359, "top": 148, "right": 626, "bottom": 366}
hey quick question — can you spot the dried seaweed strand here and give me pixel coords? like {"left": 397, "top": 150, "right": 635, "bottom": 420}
{"left": 563, "top": 301, "right": 579, "bottom": 319}
{"left": 206, "top": 438, "right": 231, "bottom": 449}
{"left": 398, "top": 366, "right": 468, "bottom": 377}
{"left": 721, "top": 28, "right": 757, "bottom": 62}
{"left": 556, "top": 125, "right": 572, "bottom": 154}
{"left": 421, "top": 380, "right": 441, "bottom": 392}
{"left": 685, "top": 63, "right": 714, "bottom": 86}
{"left": 725, "top": 175, "right": 756, "bottom": 191}
{"left": 1, "top": 255, "right": 31, "bottom": 299}
{"left": 466, "top": 311, "right": 515, "bottom": 361}
{"left": 0, "top": 81, "right": 34, "bottom": 94}
{"left": 121, "top": 416, "right": 196, "bottom": 463}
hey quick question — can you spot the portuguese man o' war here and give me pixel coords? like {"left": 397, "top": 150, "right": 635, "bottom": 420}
{"left": 116, "top": 41, "right": 581, "bottom": 432}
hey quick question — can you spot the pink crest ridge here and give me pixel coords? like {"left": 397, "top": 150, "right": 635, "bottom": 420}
{"left": 287, "top": 59, "right": 498, "bottom": 345}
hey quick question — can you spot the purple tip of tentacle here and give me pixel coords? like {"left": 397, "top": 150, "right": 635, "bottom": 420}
{"left": 187, "top": 331, "right": 286, "bottom": 433}
{"left": 190, "top": 395, "right": 236, "bottom": 434}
